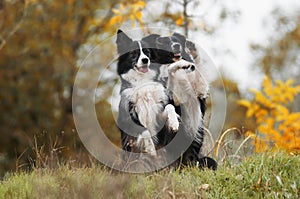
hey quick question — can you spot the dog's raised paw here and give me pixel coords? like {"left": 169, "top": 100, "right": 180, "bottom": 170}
{"left": 168, "top": 60, "right": 191, "bottom": 73}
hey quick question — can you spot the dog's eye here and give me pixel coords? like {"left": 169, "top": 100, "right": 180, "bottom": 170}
{"left": 143, "top": 48, "right": 151, "bottom": 56}
{"left": 129, "top": 50, "right": 139, "bottom": 60}
{"left": 172, "top": 38, "right": 179, "bottom": 43}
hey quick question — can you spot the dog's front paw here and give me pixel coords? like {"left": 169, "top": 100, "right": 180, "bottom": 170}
{"left": 168, "top": 115, "right": 179, "bottom": 132}
{"left": 168, "top": 60, "right": 195, "bottom": 73}
{"left": 164, "top": 104, "right": 180, "bottom": 132}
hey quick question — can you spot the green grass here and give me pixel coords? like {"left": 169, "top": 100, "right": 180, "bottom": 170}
{"left": 0, "top": 152, "right": 299, "bottom": 199}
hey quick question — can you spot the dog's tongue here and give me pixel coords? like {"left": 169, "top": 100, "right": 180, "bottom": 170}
{"left": 174, "top": 53, "right": 182, "bottom": 61}
{"left": 138, "top": 66, "right": 149, "bottom": 73}
{"left": 174, "top": 53, "right": 181, "bottom": 57}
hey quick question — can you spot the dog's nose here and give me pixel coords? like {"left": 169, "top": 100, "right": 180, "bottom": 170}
{"left": 142, "top": 58, "right": 149, "bottom": 64}
{"left": 190, "top": 65, "right": 195, "bottom": 71}
{"left": 173, "top": 43, "right": 181, "bottom": 50}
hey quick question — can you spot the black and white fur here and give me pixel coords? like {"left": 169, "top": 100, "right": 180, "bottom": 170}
{"left": 142, "top": 33, "right": 217, "bottom": 169}
{"left": 116, "top": 30, "right": 179, "bottom": 157}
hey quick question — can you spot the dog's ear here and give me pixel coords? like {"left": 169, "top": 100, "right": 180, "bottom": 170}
{"left": 142, "top": 34, "right": 160, "bottom": 48}
{"left": 173, "top": 32, "right": 186, "bottom": 45}
{"left": 156, "top": 36, "right": 169, "bottom": 45}
{"left": 142, "top": 34, "right": 161, "bottom": 61}
{"left": 116, "top": 29, "right": 133, "bottom": 54}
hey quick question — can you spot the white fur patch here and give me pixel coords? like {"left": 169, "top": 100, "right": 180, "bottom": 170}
{"left": 136, "top": 41, "right": 150, "bottom": 69}
{"left": 121, "top": 68, "right": 156, "bottom": 86}
{"left": 163, "top": 104, "right": 179, "bottom": 132}
{"left": 158, "top": 65, "right": 169, "bottom": 81}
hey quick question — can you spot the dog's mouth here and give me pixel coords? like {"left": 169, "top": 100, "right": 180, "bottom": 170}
{"left": 173, "top": 53, "right": 182, "bottom": 61}
{"left": 136, "top": 65, "right": 149, "bottom": 73}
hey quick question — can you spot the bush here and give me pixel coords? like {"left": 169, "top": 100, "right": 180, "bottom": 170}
{"left": 239, "top": 76, "right": 300, "bottom": 153}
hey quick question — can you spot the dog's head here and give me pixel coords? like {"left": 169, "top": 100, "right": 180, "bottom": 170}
{"left": 143, "top": 32, "right": 193, "bottom": 64}
{"left": 116, "top": 30, "right": 151, "bottom": 75}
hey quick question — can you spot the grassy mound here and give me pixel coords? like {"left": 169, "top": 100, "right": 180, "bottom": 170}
{"left": 1, "top": 152, "right": 299, "bottom": 199}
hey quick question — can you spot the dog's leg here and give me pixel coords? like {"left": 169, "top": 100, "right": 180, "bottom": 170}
{"left": 162, "top": 104, "right": 179, "bottom": 132}
{"left": 137, "top": 130, "right": 157, "bottom": 156}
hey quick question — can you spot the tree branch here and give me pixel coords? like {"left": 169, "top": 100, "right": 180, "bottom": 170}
{"left": 183, "top": 0, "right": 189, "bottom": 37}
{"left": 0, "top": 1, "right": 28, "bottom": 51}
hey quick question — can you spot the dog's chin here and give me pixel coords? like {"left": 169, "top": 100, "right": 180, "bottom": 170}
{"left": 135, "top": 65, "right": 149, "bottom": 73}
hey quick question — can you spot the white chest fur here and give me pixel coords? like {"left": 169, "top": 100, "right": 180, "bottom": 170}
{"left": 121, "top": 68, "right": 156, "bottom": 86}
{"left": 122, "top": 69, "right": 168, "bottom": 135}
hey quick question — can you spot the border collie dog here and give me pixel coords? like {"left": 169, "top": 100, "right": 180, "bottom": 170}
{"left": 116, "top": 30, "right": 179, "bottom": 157}
{"left": 142, "top": 33, "right": 217, "bottom": 169}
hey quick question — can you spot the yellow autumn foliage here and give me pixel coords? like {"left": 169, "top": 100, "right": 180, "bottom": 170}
{"left": 105, "top": 0, "right": 146, "bottom": 30}
{"left": 239, "top": 76, "right": 300, "bottom": 154}
{"left": 175, "top": 16, "right": 184, "bottom": 26}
